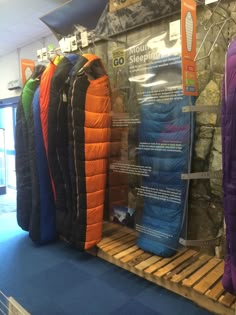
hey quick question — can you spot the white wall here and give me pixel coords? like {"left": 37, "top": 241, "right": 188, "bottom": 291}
{"left": 0, "top": 34, "right": 59, "bottom": 99}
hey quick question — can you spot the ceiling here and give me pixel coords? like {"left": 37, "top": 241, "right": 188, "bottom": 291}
{"left": 0, "top": 0, "right": 69, "bottom": 57}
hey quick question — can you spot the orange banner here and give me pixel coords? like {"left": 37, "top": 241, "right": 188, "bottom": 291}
{"left": 21, "top": 59, "right": 35, "bottom": 85}
{"left": 181, "top": 0, "right": 198, "bottom": 96}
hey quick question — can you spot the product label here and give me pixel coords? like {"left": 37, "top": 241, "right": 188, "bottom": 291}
{"left": 71, "top": 36, "right": 78, "bottom": 51}
{"left": 181, "top": 0, "right": 198, "bottom": 96}
{"left": 37, "top": 49, "right": 42, "bottom": 62}
{"left": 112, "top": 49, "right": 126, "bottom": 68}
{"left": 81, "top": 31, "right": 89, "bottom": 48}
{"left": 42, "top": 47, "right": 47, "bottom": 61}
{"left": 169, "top": 20, "right": 181, "bottom": 41}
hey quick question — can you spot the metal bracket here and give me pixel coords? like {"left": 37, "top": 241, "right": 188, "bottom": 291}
{"left": 181, "top": 171, "right": 222, "bottom": 180}
{"left": 182, "top": 105, "right": 220, "bottom": 113}
{"left": 179, "top": 236, "right": 222, "bottom": 248}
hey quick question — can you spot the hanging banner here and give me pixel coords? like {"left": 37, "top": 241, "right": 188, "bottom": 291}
{"left": 21, "top": 59, "right": 35, "bottom": 85}
{"left": 109, "top": 0, "right": 140, "bottom": 12}
{"left": 181, "top": 0, "right": 198, "bottom": 96}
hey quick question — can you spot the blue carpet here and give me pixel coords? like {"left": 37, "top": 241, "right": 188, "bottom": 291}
{"left": 0, "top": 213, "right": 213, "bottom": 315}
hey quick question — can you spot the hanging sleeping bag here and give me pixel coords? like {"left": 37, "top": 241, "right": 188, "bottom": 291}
{"left": 40, "top": 56, "right": 63, "bottom": 200}
{"left": 40, "top": 55, "right": 63, "bottom": 157}
{"left": 15, "top": 66, "right": 45, "bottom": 231}
{"left": 47, "top": 54, "right": 79, "bottom": 236}
{"left": 222, "top": 39, "right": 236, "bottom": 293}
{"left": 68, "top": 54, "right": 111, "bottom": 250}
{"left": 27, "top": 87, "right": 57, "bottom": 244}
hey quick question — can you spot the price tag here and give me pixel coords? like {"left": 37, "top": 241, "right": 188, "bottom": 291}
{"left": 71, "top": 36, "right": 78, "bottom": 51}
{"left": 81, "top": 31, "right": 89, "bottom": 48}
{"left": 42, "top": 47, "right": 47, "bottom": 61}
{"left": 37, "top": 49, "right": 42, "bottom": 62}
{"left": 205, "top": 0, "right": 217, "bottom": 4}
{"left": 59, "top": 38, "right": 66, "bottom": 53}
{"left": 169, "top": 20, "right": 181, "bottom": 41}
{"left": 65, "top": 37, "right": 72, "bottom": 52}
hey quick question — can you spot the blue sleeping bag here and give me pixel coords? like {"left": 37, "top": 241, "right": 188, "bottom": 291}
{"left": 137, "top": 87, "right": 194, "bottom": 257}
{"left": 29, "top": 88, "right": 57, "bottom": 244}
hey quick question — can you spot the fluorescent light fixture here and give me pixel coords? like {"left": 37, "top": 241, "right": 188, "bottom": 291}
{"left": 129, "top": 73, "right": 155, "bottom": 83}
{"left": 141, "top": 80, "right": 167, "bottom": 87}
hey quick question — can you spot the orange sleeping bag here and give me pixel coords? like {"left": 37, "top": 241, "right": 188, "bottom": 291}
{"left": 69, "top": 54, "right": 111, "bottom": 250}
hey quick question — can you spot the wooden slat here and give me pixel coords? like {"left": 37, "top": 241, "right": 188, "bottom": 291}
{"left": 171, "top": 254, "right": 211, "bottom": 283}
{"left": 128, "top": 252, "right": 152, "bottom": 267}
{"left": 114, "top": 245, "right": 139, "bottom": 259}
{"left": 102, "top": 222, "right": 118, "bottom": 233}
{"left": 144, "top": 250, "right": 187, "bottom": 275}
{"left": 206, "top": 280, "right": 225, "bottom": 300}
{"left": 219, "top": 293, "right": 236, "bottom": 307}
{"left": 107, "top": 237, "right": 137, "bottom": 256}
{"left": 121, "top": 249, "right": 144, "bottom": 263}
{"left": 164, "top": 254, "right": 200, "bottom": 280}
{"left": 135, "top": 256, "right": 162, "bottom": 271}
{"left": 96, "top": 222, "right": 235, "bottom": 315}
{"left": 100, "top": 233, "right": 134, "bottom": 251}
{"left": 154, "top": 250, "right": 197, "bottom": 278}
{"left": 98, "top": 230, "right": 129, "bottom": 247}
{"left": 183, "top": 257, "right": 221, "bottom": 287}
{"left": 194, "top": 261, "right": 224, "bottom": 294}
{"left": 8, "top": 297, "right": 31, "bottom": 315}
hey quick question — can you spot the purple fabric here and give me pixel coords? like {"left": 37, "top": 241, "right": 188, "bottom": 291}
{"left": 222, "top": 39, "right": 236, "bottom": 293}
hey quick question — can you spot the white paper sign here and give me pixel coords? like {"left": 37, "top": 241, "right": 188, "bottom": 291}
{"left": 169, "top": 20, "right": 181, "bottom": 41}
{"left": 71, "top": 36, "right": 78, "bottom": 51}
{"left": 42, "top": 47, "right": 47, "bottom": 61}
{"left": 64, "top": 37, "right": 71, "bottom": 52}
{"left": 81, "top": 31, "right": 89, "bottom": 48}
{"left": 59, "top": 38, "right": 66, "bottom": 53}
{"left": 37, "top": 49, "right": 42, "bottom": 62}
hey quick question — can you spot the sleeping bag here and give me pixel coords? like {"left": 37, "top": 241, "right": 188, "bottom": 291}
{"left": 47, "top": 54, "right": 79, "bottom": 236}
{"left": 15, "top": 66, "right": 45, "bottom": 231}
{"left": 136, "top": 63, "right": 194, "bottom": 257}
{"left": 40, "top": 55, "right": 63, "bottom": 157}
{"left": 222, "top": 39, "right": 236, "bottom": 293}
{"left": 27, "top": 87, "right": 57, "bottom": 244}
{"left": 40, "top": 56, "right": 63, "bottom": 199}
{"left": 68, "top": 54, "right": 111, "bottom": 250}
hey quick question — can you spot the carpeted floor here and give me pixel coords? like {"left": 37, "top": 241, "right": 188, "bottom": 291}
{"left": 0, "top": 189, "right": 16, "bottom": 216}
{"left": 0, "top": 213, "right": 213, "bottom": 315}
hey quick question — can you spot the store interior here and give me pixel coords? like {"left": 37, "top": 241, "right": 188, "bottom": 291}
{"left": 0, "top": 0, "right": 235, "bottom": 314}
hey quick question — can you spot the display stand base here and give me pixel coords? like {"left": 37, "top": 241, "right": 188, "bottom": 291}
{"left": 92, "top": 222, "right": 236, "bottom": 315}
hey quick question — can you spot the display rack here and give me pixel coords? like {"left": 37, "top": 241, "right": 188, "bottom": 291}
{"left": 93, "top": 223, "right": 236, "bottom": 315}
{"left": 0, "top": 291, "right": 30, "bottom": 315}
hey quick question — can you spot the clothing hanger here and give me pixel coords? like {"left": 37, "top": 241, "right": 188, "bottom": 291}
{"left": 195, "top": 17, "right": 232, "bottom": 62}
{"left": 194, "top": 0, "right": 236, "bottom": 62}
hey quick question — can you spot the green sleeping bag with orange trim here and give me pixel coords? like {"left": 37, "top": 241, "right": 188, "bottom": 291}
{"left": 68, "top": 54, "right": 111, "bottom": 250}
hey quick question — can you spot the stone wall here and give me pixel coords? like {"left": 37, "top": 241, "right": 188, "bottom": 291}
{"left": 188, "top": 1, "right": 235, "bottom": 256}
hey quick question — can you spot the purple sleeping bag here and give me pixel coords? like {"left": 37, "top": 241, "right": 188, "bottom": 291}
{"left": 222, "top": 39, "right": 236, "bottom": 293}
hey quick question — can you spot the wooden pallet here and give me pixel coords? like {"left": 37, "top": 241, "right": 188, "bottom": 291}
{"left": 96, "top": 222, "right": 236, "bottom": 315}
